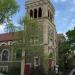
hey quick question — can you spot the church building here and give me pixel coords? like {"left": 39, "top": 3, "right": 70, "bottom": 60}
{"left": 0, "top": 0, "right": 58, "bottom": 74}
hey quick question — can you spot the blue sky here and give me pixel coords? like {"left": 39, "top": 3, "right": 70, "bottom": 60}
{"left": 12, "top": 0, "right": 25, "bottom": 23}
{"left": 51, "top": 0, "right": 75, "bottom": 34}
{"left": 0, "top": 0, "right": 75, "bottom": 34}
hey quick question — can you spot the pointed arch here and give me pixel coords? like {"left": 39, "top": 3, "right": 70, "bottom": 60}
{"left": 34, "top": 9, "right": 37, "bottom": 18}
{"left": 38, "top": 7, "right": 42, "bottom": 18}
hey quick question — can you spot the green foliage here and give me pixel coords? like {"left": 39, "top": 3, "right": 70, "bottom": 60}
{"left": 49, "top": 52, "right": 53, "bottom": 58}
{"left": 59, "top": 27, "right": 75, "bottom": 54}
{"left": 11, "top": 15, "right": 42, "bottom": 54}
{"left": 5, "top": 66, "right": 20, "bottom": 75}
{"left": 66, "top": 28, "right": 75, "bottom": 43}
{"left": 59, "top": 42, "right": 71, "bottom": 69}
{"left": 0, "top": 0, "right": 19, "bottom": 23}
{"left": 66, "top": 28, "right": 75, "bottom": 51}
{"left": 4, "top": 21, "right": 21, "bottom": 33}
{"left": 58, "top": 27, "right": 75, "bottom": 70}
{"left": 19, "top": 15, "right": 41, "bottom": 45}
{"left": 60, "top": 41, "right": 70, "bottom": 53}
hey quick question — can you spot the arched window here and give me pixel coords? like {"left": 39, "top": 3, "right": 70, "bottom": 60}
{"left": 30, "top": 10, "right": 33, "bottom": 18}
{"left": 38, "top": 7, "right": 42, "bottom": 17}
{"left": 34, "top": 9, "right": 37, "bottom": 18}
{"left": 2, "top": 50, "right": 9, "bottom": 61}
{"left": 0, "top": 42, "right": 7, "bottom": 46}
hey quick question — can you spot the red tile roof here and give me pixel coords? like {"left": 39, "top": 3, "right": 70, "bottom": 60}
{"left": 0, "top": 32, "right": 22, "bottom": 42}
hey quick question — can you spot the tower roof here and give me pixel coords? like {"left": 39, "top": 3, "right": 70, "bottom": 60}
{"left": 25, "top": 0, "right": 55, "bottom": 12}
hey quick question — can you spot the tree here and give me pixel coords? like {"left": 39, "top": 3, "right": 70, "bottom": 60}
{"left": 17, "top": 15, "right": 41, "bottom": 75}
{"left": 2, "top": 7, "right": 41, "bottom": 73}
{"left": 20, "top": 15, "right": 40, "bottom": 43}
{"left": 58, "top": 27, "right": 75, "bottom": 74}
{"left": 66, "top": 28, "right": 75, "bottom": 43}
{"left": 4, "top": 20, "right": 21, "bottom": 33}
{"left": 0, "top": 0, "right": 19, "bottom": 24}
{"left": 0, "top": 15, "right": 40, "bottom": 75}
{"left": 66, "top": 28, "right": 75, "bottom": 51}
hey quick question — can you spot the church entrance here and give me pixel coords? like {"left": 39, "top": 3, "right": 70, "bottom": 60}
{"left": 24, "top": 63, "right": 31, "bottom": 75}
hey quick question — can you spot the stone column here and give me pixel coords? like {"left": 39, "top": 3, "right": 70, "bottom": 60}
{"left": 21, "top": 50, "right": 25, "bottom": 75}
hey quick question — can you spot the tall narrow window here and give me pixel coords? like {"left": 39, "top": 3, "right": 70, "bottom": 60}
{"left": 48, "top": 10, "right": 50, "bottom": 17}
{"left": 38, "top": 7, "right": 42, "bottom": 17}
{"left": 30, "top": 10, "right": 33, "bottom": 18}
{"left": 50, "top": 13, "right": 53, "bottom": 21}
{"left": 34, "top": 9, "right": 37, "bottom": 18}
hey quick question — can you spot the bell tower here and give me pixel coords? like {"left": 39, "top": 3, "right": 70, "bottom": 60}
{"left": 25, "top": 0, "right": 57, "bottom": 71}
{"left": 25, "top": 0, "right": 55, "bottom": 20}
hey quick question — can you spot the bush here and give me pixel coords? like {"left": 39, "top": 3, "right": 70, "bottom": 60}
{"left": 4, "top": 67, "right": 20, "bottom": 75}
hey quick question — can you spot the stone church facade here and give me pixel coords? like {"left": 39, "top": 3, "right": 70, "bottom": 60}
{"left": 0, "top": 33, "right": 21, "bottom": 73}
{"left": 0, "top": 0, "right": 58, "bottom": 74}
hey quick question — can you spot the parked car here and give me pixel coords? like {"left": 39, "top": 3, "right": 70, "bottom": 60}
{"left": 0, "top": 73, "right": 4, "bottom": 75}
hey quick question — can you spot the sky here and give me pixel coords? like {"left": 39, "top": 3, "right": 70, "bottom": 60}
{"left": 0, "top": 0, "right": 75, "bottom": 34}
{"left": 51, "top": 0, "right": 75, "bottom": 34}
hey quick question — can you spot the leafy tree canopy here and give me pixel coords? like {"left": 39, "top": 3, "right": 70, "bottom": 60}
{"left": 60, "top": 27, "right": 75, "bottom": 53}
{"left": 66, "top": 27, "right": 75, "bottom": 44}
{"left": 59, "top": 27, "right": 75, "bottom": 70}
{"left": 20, "top": 15, "right": 40, "bottom": 42}
{"left": 0, "top": 0, "right": 19, "bottom": 23}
